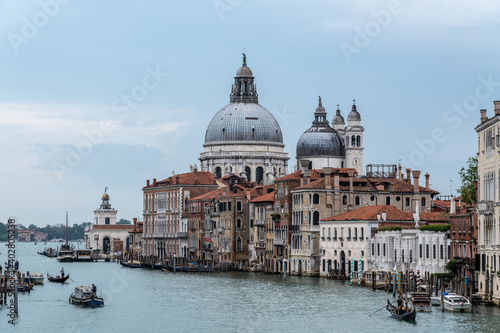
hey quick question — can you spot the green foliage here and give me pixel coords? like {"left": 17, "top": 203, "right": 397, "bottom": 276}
{"left": 419, "top": 225, "right": 450, "bottom": 232}
{"left": 0, "top": 221, "right": 90, "bottom": 241}
{"left": 431, "top": 272, "right": 453, "bottom": 280}
{"left": 445, "top": 259, "right": 463, "bottom": 276}
{"left": 117, "top": 219, "right": 132, "bottom": 225}
{"left": 457, "top": 156, "right": 477, "bottom": 205}
{"left": 376, "top": 226, "right": 402, "bottom": 232}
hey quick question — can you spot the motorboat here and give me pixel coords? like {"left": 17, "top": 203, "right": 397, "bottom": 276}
{"left": 75, "top": 249, "right": 92, "bottom": 262}
{"left": 442, "top": 293, "right": 472, "bottom": 312}
{"left": 69, "top": 286, "right": 104, "bottom": 307}
{"left": 410, "top": 292, "right": 432, "bottom": 312}
{"left": 57, "top": 212, "right": 76, "bottom": 262}
{"left": 30, "top": 273, "right": 44, "bottom": 285}
{"left": 430, "top": 296, "right": 441, "bottom": 306}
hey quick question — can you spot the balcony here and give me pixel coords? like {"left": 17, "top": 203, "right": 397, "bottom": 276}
{"left": 218, "top": 227, "right": 224, "bottom": 233}
{"left": 291, "top": 249, "right": 311, "bottom": 256}
{"left": 289, "top": 225, "right": 300, "bottom": 233}
{"left": 255, "top": 241, "right": 265, "bottom": 249}
{"left": 189, "top": 246, "right": 196, "bottom": 253}
{"left": 254, "top": 219, "right": 265, "bottom": 227}
{"left": 478, "top": 201, "right": 494, "bottom": 215}
{"left": 178, "top": 231, "right": 188, "bottom": 238}
{"left": 203, "top": 244, "right": 212, "bottom": 251}
{"left": 273, "top": 238, "right": 285, "bottom": 246}
{"left": 300, "top": 225, "right": 320, "bottom": 232}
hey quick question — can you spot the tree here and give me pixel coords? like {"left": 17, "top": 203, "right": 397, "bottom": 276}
{"left": 457, "top": 156, "right": 477, "bottom": 205}
{"left": 117, "top": 219, "right": 131, "bottom": 225}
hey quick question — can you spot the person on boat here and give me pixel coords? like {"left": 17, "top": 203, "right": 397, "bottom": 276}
{"left": 61, "top": 267, "right": 65, "bottom": 278}
{"left": 92, "top": 284, "right": 96, "bottom": 296}
{"left": 14, "top": 260, "right": 19, "bottom": 271}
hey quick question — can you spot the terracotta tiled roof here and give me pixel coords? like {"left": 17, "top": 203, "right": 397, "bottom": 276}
{"left": 322, "top": 205, "right": 448, "bottom": 222}
{"left": 274, "top": 169, "right": 324, "bottom": 182}
{"left": 250, "top": 191, "right": 275, "bottom": 203}
{"left": 144, "top": 171, "right": 217, "bottom": 188}
{"left": 190, "top": 189, "right": 223, "bottom": 201}
{"left": 432, "top": 199, "right": 467, "bottom": 210}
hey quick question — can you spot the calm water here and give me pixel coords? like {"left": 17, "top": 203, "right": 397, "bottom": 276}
{"left": 1, "top": 242, "right": 500, "bottom": 332}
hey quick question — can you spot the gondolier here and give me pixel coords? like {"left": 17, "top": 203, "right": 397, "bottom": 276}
{"left": 61, "top": 267, "right": 65, "bottom": 278}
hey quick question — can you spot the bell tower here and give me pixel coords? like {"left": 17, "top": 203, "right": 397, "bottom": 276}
{"left": 345, "top": 99, "right": 364, "bottom": 175}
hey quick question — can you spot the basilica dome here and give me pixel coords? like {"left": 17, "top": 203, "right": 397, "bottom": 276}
{"left": 296, "top": 97, "right": 345, "bottom": 158}
{"left": 204, "top": 102, "right": 283, "bottom": 144}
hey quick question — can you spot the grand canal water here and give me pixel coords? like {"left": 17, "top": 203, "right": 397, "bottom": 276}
{"left": 1, "top": 242, "right": 500, "bottom": 332}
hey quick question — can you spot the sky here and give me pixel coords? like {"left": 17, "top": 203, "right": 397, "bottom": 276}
{"left": 1, "top": 0, "right": 499, "bottom": 227}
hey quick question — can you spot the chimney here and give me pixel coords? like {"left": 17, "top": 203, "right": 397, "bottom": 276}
{"left": 147, "top": 179, "right": 150, "bottom": 186}
{"left": 223, "top": 187, "right": 226, "bottom": 196}
{"left": 481, "top": 109, "right": 488, "bottom": 123}
{"left": 175, "top": 176, "right": 179, "bottom": 185}
{"left": 412, "top": 170, "right": 421, "bottom": 192}
{"left": 398, "top": 164, "right": 402, "bottom": 180}
{"left": 153, "top": 178, "right": 157, "bottom": 186}
{"left": 406, "top": 168, "right": 411, "bottom": 183}
{"left": 194, "top": 165, "right": 198, "bottom": 173}
{"left": 377, "top": 213, "right": 381, "bottom": 222}
{"left": 195, "top": 178, "right": 199, "bottom": 185}
{"left": 381, "top": 210, "right": 387, "bottom": 221}
{"left": 347, "top": 169, "right": 356, "bottom": 191}
{"left": 333, "top": 170, "right": 340, "bottom": 190}
{"left": 323, "top": 167, "right": 333, "bottom": 190}
{"left": 495, "top": 101, "right": 500, "bottom": 115}
{"left": 300, "top": 160, "right": 310, "bottom": 185}
{"left": 425, "top": 172, "right": 430, "bottom": 189}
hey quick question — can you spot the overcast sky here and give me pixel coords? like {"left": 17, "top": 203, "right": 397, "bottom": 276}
{"left": 1, "top": 0, "right": 498, "bottom": 227}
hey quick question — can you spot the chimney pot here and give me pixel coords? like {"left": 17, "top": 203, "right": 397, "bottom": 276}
{"left": 412, "top": 170, "right": 421, "bottom": 192}
{"left": 381, "top": 211, "right": 387, "bottom": 221}
{"left": 425, "top": 172, "right": 430, "bottom": 189}
{"left": 153, "top": 178, "right": 157, "bottom": 186}
{"left": 481, "top": 109, "right": 488, "bottom": 123}
{"left": 495, "top": 101, "right": 500, "bottom": 115}
{"left": 147, "top": 179, "right": 150, "bottom": 186}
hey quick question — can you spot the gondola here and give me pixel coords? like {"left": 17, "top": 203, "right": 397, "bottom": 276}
{"left": 386, "top": 299, "right": 416, "bottom": 321}
{"left": 47, "top": 272, "right": 70, "bottom": 283}
{"left": 120, "top": 261, "right": 142, "bottom": 268}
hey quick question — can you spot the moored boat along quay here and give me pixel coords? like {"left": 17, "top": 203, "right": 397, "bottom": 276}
{"left": 4, "top": 242, "right": 500, "bottom": 332}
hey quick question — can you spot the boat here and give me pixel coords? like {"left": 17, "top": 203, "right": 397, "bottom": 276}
{"left": 47, "top": 272, "right": 70, "bottom": 283}
{"left": 386, "top": 299, "right": 416, "bottom": 321}
{"left": 430, "top": 296, "right": 441, "bottom": 306}
{"left": 57, "top": 212, "right": 76, "bottom": 262}
{"left": 38, "top": 247, "right": 57, "bottom": 258}
{"left": 442, "top": 293, "right": 472, "bottom": 312}
{"left": 120, "top": 260, "right": 142, "bottom": 268}
{"left": 410, "top": 292, "right": 432, "bottom": 312}
{"left": 75, "top": 249, "right": 92, "bottom": 262}
{"left": 30, "top": 273, "right": 44, "bottom": 285}
{"left": 69, "top": 286, "right": 104, "bottom": 307}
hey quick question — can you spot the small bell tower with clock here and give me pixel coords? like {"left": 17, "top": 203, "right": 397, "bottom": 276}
{"left": 344, "top": 99, "right": 364, "bottom": 175}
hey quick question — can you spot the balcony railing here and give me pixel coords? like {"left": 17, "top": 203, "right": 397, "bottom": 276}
{"left": 189, "top": 246, "right": 196, "bottom": 253}
{"left": 289, "top": 225, "right": 300, "bottom": 233}
{"left": 299, "top": 225, "right": 320, "bottom": 232}
{"left": 291, "top": 249, "right": 311, "bottom": 256}
{"left": 218, "top": 227, "right": 224, "bottom": 233}
{"left": 254, "top": 219, "right": 265, "bottom": 227}
{"left": 255, "top": 241, "right": 265, "bottom": 249}
{"left": 478, "top": 201, "right": 494, "bottom": 215}
{"left": 273, "top": 238, "right": 285, "bottom": 246}
{"left": 203, "top": 244, "right": 212, "bottom": 251}
{"left": 178, "top": 231, "right": 188, "bottom": 238}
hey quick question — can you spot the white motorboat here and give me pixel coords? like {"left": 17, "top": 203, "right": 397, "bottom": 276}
{"left": 442, "top": 293, "right": 472, "bottom": 312}
{"left": 430, "top": 296, "right": 441, "bottom": 306}
{"left": 30, "top": 273, "right": 44, "bottom": 285}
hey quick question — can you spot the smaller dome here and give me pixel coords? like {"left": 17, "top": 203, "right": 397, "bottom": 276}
{"left": 236, "top": 65, "right": 253, "bottom": 78}
{"left": 333, "top": 105, "right": 345, "bottom": 125}
{"left": 348, "top": 102, "right": 361, "bottom": 121}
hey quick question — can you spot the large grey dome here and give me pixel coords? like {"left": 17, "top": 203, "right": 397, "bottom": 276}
{"left": 296, "top": 97, "right": 345, "bottom": 158}
{"left": 204, "top": 102, "right": 283, "bottom": 144}
{"left": 296, "top": 127, "right": 345, "bottom": 158}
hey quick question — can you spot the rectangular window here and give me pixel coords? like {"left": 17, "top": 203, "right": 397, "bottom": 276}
{"left": 433, "top": 245, "right": 436, "bottom": 259}
{"left": 236, "top": 201, "right": 242, "bottom": 212}
{"left": 228, "top": 201, "right": 232, "bottom": 211}
{"left": 322, "top": 259, "right": 325, "bottom": 272}
{"left": 440, "top": 245, "right": 444, "bottom": 260}
{"left": 105, "top": 217, "right": 110, "bottom": 225}
{"left": 426, "top": 244, "right": 429, "bottom": 259}
{"left": 420, "top": 244, "right": 422, "bottom": 258}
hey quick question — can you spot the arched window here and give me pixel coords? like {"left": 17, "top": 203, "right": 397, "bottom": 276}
{"left": 245, "top": 166, "right": 251, "bottom": 180}
{"left": 355, "top": 196, "right": 360, "bottom": 205}
{"left": 256, "top": 167, "right": 264, "bottom": 184}
{"left": 356, "top": 135, "right": 361, "bottom": 147}
{"left": 236, "top": 218, "right": 242, "bottom": 229}
{"left": 386, "top": 196, "right": 391, "bottom": 205}
{"left": 342, "top": 195, "right": 347, "bottom": 205}
{"left": 103, "top": 237, "right": 110, "bottom": 254}
{"left": 215, "top": 167, "right": 222, "bottom": 179}
{"left": 313, "top": 194, "right": 320, "bottom": 204}
{"left": 236, "top": 237, "right": 242, "bottom": 251}
{"left": 313, "top": 211, "right": 320, "bottom": 225}
{"left": 405, "top": 197, "right": 410, "bottom": 207}
{"left": 351, "top": 135, "right": 356, "bottom": 146}
{"left": 421, "top": 197, "right": 426, "bottom": 207}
